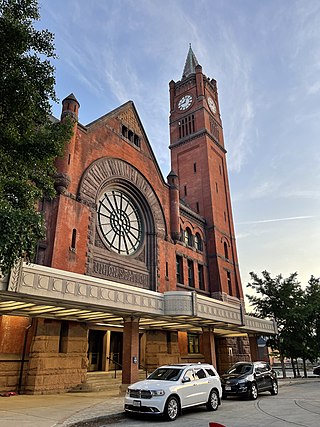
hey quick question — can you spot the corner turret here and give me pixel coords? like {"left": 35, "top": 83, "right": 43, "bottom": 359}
{"left": 61, "top": 93, "right": 80, "bottom": 122}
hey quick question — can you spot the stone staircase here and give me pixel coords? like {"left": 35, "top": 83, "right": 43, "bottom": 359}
{"left": 69, "top": 370, "right": 148, "bottom": 395}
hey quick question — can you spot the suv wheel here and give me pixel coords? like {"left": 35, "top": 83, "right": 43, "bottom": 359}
{"left": 270, "top": 380, "right": 278, "bottom": 395}
{"left": 164, "top": 396, "right": 179, "bottom": 421}
{"left": 206, "top": 389, "right": 219, "bottom": 411}
{"left": 249, "top": 382, "right": 258, "bottom": 400}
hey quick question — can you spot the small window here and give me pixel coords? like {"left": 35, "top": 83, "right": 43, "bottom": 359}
{"left": 128, "top": 130, "right": 134, "bottom": 142}
{"left": 227, "top": 271, "right": 232, "bottom": 295}
{"left": 188, "top": 333, "right": 200, "bottom": 353}
{"left": 184, "top": 185, "right": 187, "bottom": 196}
{"left": 71, "top": 229, "right": 77, "bottom": 250}
{"left": 198, "top": 264, "right": 205, "bottom": 290}
{"left": 196, "top": 202, "right": 199, "bottom": 213}
{"left": 165, "top": 262, "right": 168, "bottom": 277}
{"left": 195, "top": 233, "right": 202, "bottom": 251}
{"left": 122, "top": 125, "right": 128, "bottom": 138}
{"left": 216, "top": 182, "right": 218, "bottom": 193}
{"left": 133, "top": 135, "right": 140, "bottom": 147}
{"left": 184, "top": 228, "right": 192, "bottom": 246}
{"left": 176, "top": 255, "right": 184, "bottom": 284}
{"left": 68, "top": 153, "right": 71, "bottom": 165}
{"left": 194, "top": 163, "right": 197, "bottom": 173}
{"left": 187, "top": 259, "right": 194, "bottom": 287}
{"left": 224, "top": 211, "right": 227, "bottom": 222}
{"left": 224, "top": 241, "right": 229, "bottom": 259}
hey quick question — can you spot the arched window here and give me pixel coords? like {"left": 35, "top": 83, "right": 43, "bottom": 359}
{"left": 71, "top": 229, "right": 77, "bottom": 251}
{"left": 224, "top": 241, "right": 229, "bottom": 259}
{"left": 194, "top": 233, "right": 203, "bottom": 251}
{"left": 184, "top": 228, "right": 192, "bottom": 246}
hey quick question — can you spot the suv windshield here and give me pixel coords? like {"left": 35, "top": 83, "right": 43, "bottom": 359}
{"left": 148, "top": 368, "right": 183, "bottom": 381}
{"left": 227, "top": 364, "right": 253, "bottom": 375}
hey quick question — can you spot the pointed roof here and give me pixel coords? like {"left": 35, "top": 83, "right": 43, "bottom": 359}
{"left": 182, "top": 44, "right": 199, "bottom": 79}
{"left": 63, "top": 93, "right": 80, "bottom": 106}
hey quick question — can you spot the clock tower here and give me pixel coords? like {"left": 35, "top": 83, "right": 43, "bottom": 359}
{"left": 169, "top": 45, "right": 243, "bottom": 302}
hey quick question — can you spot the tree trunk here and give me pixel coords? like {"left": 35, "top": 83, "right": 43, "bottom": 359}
{"left": 296, "top": 359, "right": 301, "bottom": 377}
{"left": 280, "top": 354, "right": 286, "bottom": 378}
{"left": 303, "top": 358, "right": 308, "bottom": 378}
{"left": 291, "top": 357, "right": 297, "bottom": 378}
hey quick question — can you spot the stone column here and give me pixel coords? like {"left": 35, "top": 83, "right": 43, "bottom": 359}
{"left": 121, "top": 317, "right": 140, "bottom": 392}
{"left": 202, "top": 328, "right": 217, "bottom": 367}
{"left": 249, "top": 335, "right": 259, "bottom": 362}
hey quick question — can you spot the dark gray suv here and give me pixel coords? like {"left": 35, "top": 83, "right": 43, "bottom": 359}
{"left": 220, "top": 361, "right": 278, "bottom": 400}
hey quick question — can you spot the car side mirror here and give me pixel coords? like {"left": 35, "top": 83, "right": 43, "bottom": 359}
{"left": 182, "top": 377, "right": 191, "bottom": 383}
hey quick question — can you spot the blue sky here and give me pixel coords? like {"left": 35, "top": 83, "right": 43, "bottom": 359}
{"left": 38, "top": 0, "right": 320, "bottom": 293}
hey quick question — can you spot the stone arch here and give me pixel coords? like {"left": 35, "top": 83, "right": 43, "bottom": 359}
{"left": 78, "top": 157, "right": 167, "bottom": 291}
{"left": 78, "top": 157, "right": 166, "bottom": 239}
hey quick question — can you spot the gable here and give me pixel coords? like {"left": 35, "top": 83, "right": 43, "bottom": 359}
{"left": 85, "top": 101, "right": 165, "bottom": 185}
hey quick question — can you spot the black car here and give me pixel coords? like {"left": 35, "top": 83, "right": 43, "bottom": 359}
{"left": 313, "top": 365, "right": 320, "bottom": 375}
{"left": 220, "top": 361, "right": 278, "bottom": 400}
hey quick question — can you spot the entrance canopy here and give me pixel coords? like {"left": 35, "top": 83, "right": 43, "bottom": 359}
{"left": 0, "top": 263, "right": 277, "bottom": 337}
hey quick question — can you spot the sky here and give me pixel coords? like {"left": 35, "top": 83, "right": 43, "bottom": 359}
{"left": 38, "top": 0, "right": 320, "bottom": 295}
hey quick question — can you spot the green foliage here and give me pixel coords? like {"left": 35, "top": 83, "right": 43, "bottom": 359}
{"left": 0, "top": 0, "right": 73, "bottom": 273}
{"left": 247, "top": 271, "right": 320, "bottom": 363}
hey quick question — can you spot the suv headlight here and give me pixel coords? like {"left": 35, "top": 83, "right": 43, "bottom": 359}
{"left": 150, "top": 390, "right": 165, "bottom": 396}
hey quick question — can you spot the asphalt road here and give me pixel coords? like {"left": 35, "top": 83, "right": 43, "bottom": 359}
{"left": 89, "top": 381, "right": 320, "bottom": 427}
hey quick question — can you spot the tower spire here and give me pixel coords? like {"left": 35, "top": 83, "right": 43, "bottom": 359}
{"left": 182, "top": 44, "right": 199, "bottom": 79}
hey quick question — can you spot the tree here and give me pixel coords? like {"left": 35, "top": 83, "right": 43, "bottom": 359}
{"left": 0, "top": 0, "right": 72, "bottom": 273}
{"left": 247, "top": 271, "right": 305, "bottom": 377}
{"left": 304, "top": 276, "right": 320, "bottom": 362}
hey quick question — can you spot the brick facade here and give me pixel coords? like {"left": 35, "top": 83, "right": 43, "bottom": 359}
{"left": 0, "top": 48, "right": 262, "bottom": 394}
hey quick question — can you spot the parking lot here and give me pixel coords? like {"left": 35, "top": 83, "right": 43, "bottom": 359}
{"left": 1, "top": 378, "right": 319, "bottom": 427}
{"left": 96, "top": 380, "right": 320, "bottom": 427}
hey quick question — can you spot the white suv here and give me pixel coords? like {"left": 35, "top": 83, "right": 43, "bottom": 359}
{"left": 124, "top": 363, "right": 222, "bottom": 421}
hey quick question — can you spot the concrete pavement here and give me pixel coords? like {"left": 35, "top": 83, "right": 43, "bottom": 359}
{"left": 0, "top": 377, "right": 319, "bottom": 427}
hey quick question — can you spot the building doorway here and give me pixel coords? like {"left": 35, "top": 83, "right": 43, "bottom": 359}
{"left": 88, "top": 329, "right": 105, "bottom": 371}
{"left": 109, "top": 331, "right": 122, "bottom": 369}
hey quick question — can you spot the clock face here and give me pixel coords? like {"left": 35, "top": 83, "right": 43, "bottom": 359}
{"left": 97, "top": 189, "right": 143, "bottom": 255}
{"left": 207, "top": 97, "right": 217, "bottom": 114}
{"left": 178, "top": 95, "right": 193, "bottom": 111}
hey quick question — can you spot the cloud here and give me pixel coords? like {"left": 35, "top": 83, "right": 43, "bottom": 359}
{"left": 238, "top": 215, "right": 315, "bottom": 225}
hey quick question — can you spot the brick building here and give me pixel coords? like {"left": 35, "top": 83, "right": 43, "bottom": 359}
{"left": 0, "top": 47, "right": 276, "bottom": 394}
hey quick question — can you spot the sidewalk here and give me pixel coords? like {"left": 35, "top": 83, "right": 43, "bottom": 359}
{"left": 0, "top": 377, "right": 319, "bottom": 427}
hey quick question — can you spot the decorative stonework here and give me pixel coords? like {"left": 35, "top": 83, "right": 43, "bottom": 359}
{"left": 54, "top": 172, "right": 71, "bottom": 194}
{"left": 93, "top": 260, "right": 149, "bottom": 289}
{"left": 78, "top": 158, "right": 166, "bottom": 239}
{"left": 164, "top": 291, "right": 197, "bottom": 316}
{"left": 78, "top": 157, "right": 165, "bottom": 292}
{"left": 6, "top": 263, "right": 277, "bottom": 336}
{"left": 119, "top": 110, "right": 141, "bottom": 135}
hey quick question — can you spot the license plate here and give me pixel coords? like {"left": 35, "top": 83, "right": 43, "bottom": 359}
{"left": 225, "top": 385, "right": 231, "bottom": 391}
{"left": 133, "top": 400, "right": 141, "bottom": 407}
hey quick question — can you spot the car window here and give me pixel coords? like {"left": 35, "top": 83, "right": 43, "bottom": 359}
{"left": 205, "top": 368, "right": 216, "bottom": 377}
{"left": 183, "top": 369, "right": 195, "bottom": 382}
{"left": 148, "top": 368, "right": 182, "bottom": 381}
{"left": 255, "top": 364, "right": 268, "bottom": 374}
{"left": 194, "top": 368, "right": 207, "bottom": 379}
{"left": 227, "top": 364, "right": 253, "bottom": 375}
